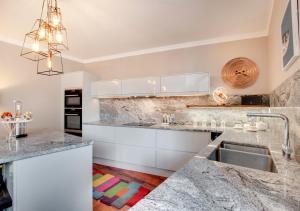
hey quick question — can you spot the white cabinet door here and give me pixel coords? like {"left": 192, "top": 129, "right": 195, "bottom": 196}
{"left": 88, "top": 126, "right": 156, "bottom": 167}
{"left": 160, "top": 73, "right": 209, "bottom": 95}
{"left": 91, "top": 80, "right": 122, "bottom": 97}
{"left": 157, "top": 130, "right": 210, "bottom": 153}
{"left": 117, "top": 145, "right": 156, "bottom": 167}
{"left": 156, "top": 150, "right": 195, "bottom": 171}
{"left": 13, "top": 146, "right": 92, "bottom": 211}
{"left": 93, "top": 141, "right": 118, "bottom": 161}
{"left": 122, "top": 77, "right": 160, "bottom": 96}
{"left": 115, "top": 127, "right": 156, "bottom": 148}
{"left": 93, "top": 141, "right": 156, "bottom": 167}
{"left": 91, "top": 72, "right": 209, "bottom": 97}
{"left": 83, "top": 125, "right": 115, "bottom": 143}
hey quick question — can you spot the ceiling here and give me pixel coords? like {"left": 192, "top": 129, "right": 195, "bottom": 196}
{"left": 0, "top": 0, "right": 273, "bottom": 63}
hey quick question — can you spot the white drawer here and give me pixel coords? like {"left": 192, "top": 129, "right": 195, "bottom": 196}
{"left": 157, "top": 130, "right": 210, "bottom": 153}
{"left": 116, "top": 145, "right": 156, "bottom": 167}
{"left": 115, "top": 127, "right": 156, "bottom": 148}
{"left": 156, "top": 150, "right": 195, "bottom": 171}
{"left": 93, "top": 141, "right": 118, "bottom": 161}
{"left": 83, "top": 125, "right": 115, "bottom": 143}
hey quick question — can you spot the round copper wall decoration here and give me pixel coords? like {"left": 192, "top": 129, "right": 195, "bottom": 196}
{"left": 221, "top": 57, "right": 259, "bottom": 89}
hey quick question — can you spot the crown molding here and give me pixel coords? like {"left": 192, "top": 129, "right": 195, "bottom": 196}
{"left": 0, "top": 31, "right": 269, "bottom": 64}
{"left": 60, "top": 53, "right": 85, "bottom": 63}
{"left": 0, "top": 35, "right": 24, "bottom": 48}
{"left": 82, "top": 31, "right": 269, "bottom": 64}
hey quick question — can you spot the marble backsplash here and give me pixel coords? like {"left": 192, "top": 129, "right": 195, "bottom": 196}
{"left": 269, "top": 68, "right": 300, "bottom": 160}
{"left": 271, "top": 68, "right": 300, "bottom": 107}
{"left": 99, "top": 95, "right": 269, "bottom": 124}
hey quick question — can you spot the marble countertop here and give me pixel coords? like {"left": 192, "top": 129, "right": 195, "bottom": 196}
{"left": 0, "top": 130, "right": 92, "bottom": 164}
{"left": 130, "top": 128, "right": 300, "bottom": 211}
{"left": 83, "top": 121, "right": 223, "bottom": 133}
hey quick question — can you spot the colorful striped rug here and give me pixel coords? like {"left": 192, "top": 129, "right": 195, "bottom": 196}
{"left": 93, "top": 170, "right": 151, "bottom": 209}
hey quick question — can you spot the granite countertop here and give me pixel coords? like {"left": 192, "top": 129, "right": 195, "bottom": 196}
{"left": 129, "top": 128, "right": 300, "bottom": 211}
{"left": 83, "top": 121, "right": 223, "bottom": 133}
{"left": 0, "top": 130, "right": 93, "bottom": 163}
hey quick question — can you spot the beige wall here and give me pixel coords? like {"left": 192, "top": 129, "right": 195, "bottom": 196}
{"left": 0, "top": 41, "right": 83, "bottom": 131}
{"left": 268, "top": 0, "right": 300, "bottom": 91}
{"left": 84, "top": 37, "right": 269, "bottom": 95}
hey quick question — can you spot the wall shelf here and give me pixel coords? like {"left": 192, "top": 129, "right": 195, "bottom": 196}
{"left": 186, "top": 105, "right": 270, "bottom": 108}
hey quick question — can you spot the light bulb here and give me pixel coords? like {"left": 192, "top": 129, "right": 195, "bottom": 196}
{"left": 38, "top": 27, "right": 46, "bottom": 39}
{"left": 31, "top": 40, "right": 39, "bottom": 52}
{"left": 55, "top": 30, "right": 63, "bottom": 43}
{"left": 52, "top": 13, "right": 60, "bottom": 26}
{"left": 47, "top": 55, "right": 52, "bottom": 69}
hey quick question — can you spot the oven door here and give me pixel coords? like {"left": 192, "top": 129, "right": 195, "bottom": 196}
{"left": 64, "top": 109, "right": 82, "bottom": 135}
{"left": 65, "top": 90, "right": 82, "bottom": 108}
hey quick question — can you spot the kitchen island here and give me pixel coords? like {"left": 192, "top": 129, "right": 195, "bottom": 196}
{"left": 1, "top": 130, "right": 93, "bottom": 211}
{"left": 129, "top": 128, "right": 300, "bottom": 211}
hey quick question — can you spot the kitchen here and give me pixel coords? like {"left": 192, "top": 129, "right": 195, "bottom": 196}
{"left": 0, "top": 0, "right": 300, "bottom": 210}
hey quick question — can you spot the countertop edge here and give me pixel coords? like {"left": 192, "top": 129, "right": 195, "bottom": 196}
{"left": 0, "top": 141, "right": 93, "bottom": 164}
{"left": 83, "top": 121, "right": 224, "bottom": 133}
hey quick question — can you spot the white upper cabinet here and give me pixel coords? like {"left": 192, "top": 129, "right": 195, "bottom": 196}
{"left": 91, "top": 72, "right": 209, "bottom": 98}
{"left": 122, "top": 77, "right": 160, "bottom": 96}
{"left": 160, "top": 73, "right": 210, "bottom": 95}
{"left": 91, "top": 80, "right": 122, "bottom": 97}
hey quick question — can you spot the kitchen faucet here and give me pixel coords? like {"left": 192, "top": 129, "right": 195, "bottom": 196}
{"left": 247, "top": 113, "right": 292, "bottom": 160}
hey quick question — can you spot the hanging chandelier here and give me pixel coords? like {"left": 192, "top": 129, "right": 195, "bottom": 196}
{"left": 20, "top": 0, "right": 68, "bottom": 76}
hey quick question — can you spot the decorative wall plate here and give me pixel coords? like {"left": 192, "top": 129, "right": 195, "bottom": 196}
{"left": 222, "top": 57, "right": 259, "bottom": 89}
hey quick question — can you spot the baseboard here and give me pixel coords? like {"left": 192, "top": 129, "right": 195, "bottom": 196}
{"left": 93, "top": 157, "right": 174, "bottom": 177}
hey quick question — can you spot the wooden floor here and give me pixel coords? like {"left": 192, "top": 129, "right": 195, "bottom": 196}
{"left": 93, "top": 163, "right": 167, "bottom": 211}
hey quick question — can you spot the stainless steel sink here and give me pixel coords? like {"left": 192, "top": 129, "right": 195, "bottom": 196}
{"left": 208, "top": 141, "right": 277, "bottom": 173}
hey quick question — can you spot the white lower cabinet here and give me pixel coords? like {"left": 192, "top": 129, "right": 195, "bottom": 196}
{"left": 115, "top": 127, "right": 156, "bottom": 147}
{"left": 156, "top": 130, "right": 210, "bottom": 171}
{"left": 157, "top": 130, "right": 210, "bottom": 153}
{"left": 83, "top": 125, "right": 115, "bottom": 143}
{"left": 156, "top": 150, "right": 195, "bottom": 171}
{"left": 93, "top": 141, "right": 118, "bottom": 160}
{"left": 117, "top": 145, "right": 156, "bottom": 167}
{"left": 84, "top": 125, "right": 211, "bottom": 173}
{"left": 93, "top": 141, "right": 155, "bottom": 167}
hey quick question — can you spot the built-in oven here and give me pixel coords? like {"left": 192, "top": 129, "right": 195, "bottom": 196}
{"left": 64, "top": 108, "right": 82, "bottom": 136}
{"left": 65, "top": 89, "right": 82, "bottom": 108}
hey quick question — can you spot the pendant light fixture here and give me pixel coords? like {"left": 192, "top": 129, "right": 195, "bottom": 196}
{"left": 20, "top": 0, "right": 68, "bottom": 76}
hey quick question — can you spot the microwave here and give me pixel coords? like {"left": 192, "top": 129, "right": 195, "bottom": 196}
{"left": 65, "top": 89, "right": 82, "bottom": 108}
